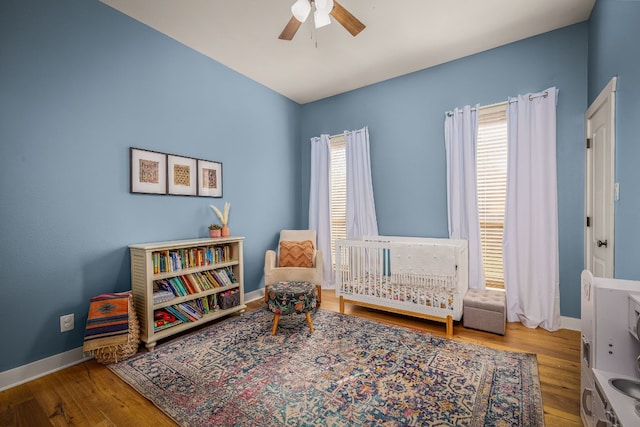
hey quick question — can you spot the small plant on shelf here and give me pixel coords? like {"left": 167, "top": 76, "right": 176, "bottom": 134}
{"left": 208, "top": 223, "right": 222, "bottom": 238}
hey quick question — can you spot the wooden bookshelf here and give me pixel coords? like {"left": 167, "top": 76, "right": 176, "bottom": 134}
{"left": 129, "top": 237, "right": 245, "bottom": 350}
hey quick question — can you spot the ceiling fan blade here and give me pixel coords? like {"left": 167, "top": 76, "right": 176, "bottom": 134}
{"left": 279, "top": 16, "right": 302, "bottom": 40}
{"left": 330, "top": 1, "right": 365, "bottom": 37}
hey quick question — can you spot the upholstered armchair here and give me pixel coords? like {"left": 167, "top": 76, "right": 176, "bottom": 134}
{"left": 264, "top": 230, "right": 323, "bottom": 303}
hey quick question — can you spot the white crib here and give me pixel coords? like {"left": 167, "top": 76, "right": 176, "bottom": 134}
{"left": 335, "top": 236, "right": 468, "bottom": 337}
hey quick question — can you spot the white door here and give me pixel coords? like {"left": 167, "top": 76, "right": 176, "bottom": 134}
{"left": 585, "top": 77, "right": 616, "bottom": 278}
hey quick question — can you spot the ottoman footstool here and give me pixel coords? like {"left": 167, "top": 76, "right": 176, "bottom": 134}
{"left": 267, "top": 281, "right": 317, "bottom": 335}
{"left": 463, "top": 288, "right": 506, "bottom": 335}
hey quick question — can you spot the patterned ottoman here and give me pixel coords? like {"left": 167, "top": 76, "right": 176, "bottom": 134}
{"left": 267, "top": 281, "right": 317, "bottom": 335}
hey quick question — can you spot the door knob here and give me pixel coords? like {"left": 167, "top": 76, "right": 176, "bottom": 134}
{"left": 597, "top": 239, "right": 608, "bottom": 248}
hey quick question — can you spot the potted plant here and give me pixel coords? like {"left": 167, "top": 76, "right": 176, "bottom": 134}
{"left": 210, "top": 202, "right": 231, "bottom": 237}
{"left": 208, "top": 223, "right": 222, "bottom": 238}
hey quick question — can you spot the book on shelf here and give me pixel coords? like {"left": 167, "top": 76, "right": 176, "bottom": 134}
{"left": 153, "top": 252, "right": 160, "bottom": 274}
{"left": 202, "top": 296, "right": 210, "bottom": 313}
{"left": 153, "top": 308, "right": 184, "bottom": 331}
{"left": 152, "top": 290, "right": 175, "bottom": 304}
{"left": 193, "top": 298, "right": 206, "bottom": 314}
{"left": 154, "top": 319, "right": 183, "bottom": 332}
{"left": 203, "top": 272, "right": 217, "bottom": 289}
{"left": 154, "top": 279, "right": 171, "bottom": 294}
{"left": 155, "top": 278, "right": 178, "bottom": 297}
{"left": 224, "top": 266, "right": 237, "bottom": 283}
{"left": 168, "top": 277, "right": 187, "bottom": 296}
{"left": 208, "top": 293, "right": 218, "bottom": 311}
{"left": 214, "top": 269, "right": 232, "bottom": 286}
{"left": 164, "top": 305, "right": 190, "bottom": 323}
{"left": 185, "top": 300, "right": 205, "bottom": 316}
{"left": 176, "top": 303, "right": 200, "bottom": 321}
{"left": 180, "top": 275, "right": 199, "bottom": 294}
{"left": 203, "top": 270, "right": 223, "bottom": 287}
{"left": 164, "top": 250, "right": 171, "bottom": 271}
{"left": 191, "top": 273, "right": 210, "bottom": 291}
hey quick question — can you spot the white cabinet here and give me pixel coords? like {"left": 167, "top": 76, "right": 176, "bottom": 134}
{"left": 580, "top": 270, "right": 640, "bottom": 426}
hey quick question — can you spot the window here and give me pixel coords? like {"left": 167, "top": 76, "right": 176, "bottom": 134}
{"left": 477, "top": 104, "right": 508, "bottom": 288}
{"left": 329, "top": 135, "right": 346, "bottom": 267}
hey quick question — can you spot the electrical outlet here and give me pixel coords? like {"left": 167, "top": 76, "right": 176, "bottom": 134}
{"left": 60, "top": 313, "right": 74, "bottom": 332}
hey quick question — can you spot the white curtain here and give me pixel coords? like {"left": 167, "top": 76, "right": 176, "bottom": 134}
{"left": 308, "top": 135, "right": 333, "bottom": 286}
{"left": 444, "top": 106, "right": 486, "bottom": 290}
{"left": 345, "top": 127, "right": 379, "bottom": 238}
{"left": 503, "top": 87, "right": 560, "bottom": 331}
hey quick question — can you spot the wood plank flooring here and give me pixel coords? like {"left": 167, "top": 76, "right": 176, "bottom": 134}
{"left": 0, "top": 291, "right": 581, "bottom": 426}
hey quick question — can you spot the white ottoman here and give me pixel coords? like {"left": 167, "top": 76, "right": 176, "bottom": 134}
{"left": 463, "top": 288, "right": 506, "bottom": 335}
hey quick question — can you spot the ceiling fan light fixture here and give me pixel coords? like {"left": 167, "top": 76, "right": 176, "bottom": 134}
{"left": 314, "top": 11, "right": 331, "bottom": 29}
{"left": 279, "top": 0, "right": 363, "bottom": 41}
{"left": 314, "top": 0, "right": 334, "bottom": 13}
{"left": 291, "top": 0, "right": 311, "bottom": 23}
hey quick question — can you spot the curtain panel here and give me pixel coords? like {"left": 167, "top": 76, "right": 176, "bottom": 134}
{"left": 444, "top": 106, "right": 486, "bottom": 290}
{"left": 345, "top": 127, "right": 379, "bottom": 238}
{"left": 503, "top": 87, "right": 561, "bottom": 331}
{"left": 308, "top": 135, "right": 333, "bottom": 286}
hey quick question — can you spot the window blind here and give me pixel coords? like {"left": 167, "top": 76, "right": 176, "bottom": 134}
{"left": 329, "top": 135, "right": 346, "bottom": 267}
{"left": 477, "top": 105, "right": 508, "bottom": 288}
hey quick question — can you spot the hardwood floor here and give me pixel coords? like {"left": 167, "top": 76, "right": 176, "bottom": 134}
{"left": 0, "top": 291, "right": 581, "bottom": 426}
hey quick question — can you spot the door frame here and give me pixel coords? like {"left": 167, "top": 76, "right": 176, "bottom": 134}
{"left": 584, "top": 77, "right": 617, "bottom": 276}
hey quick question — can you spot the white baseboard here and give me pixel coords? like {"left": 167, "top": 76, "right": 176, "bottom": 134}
{"left": 561, "top": 315, "right": 580, "bottom": 331}
{"left": 244, "top": 288, "right": 264, "bottom": 304}
{"left": 0, "top": 347, "right": 91, "bottom": 392}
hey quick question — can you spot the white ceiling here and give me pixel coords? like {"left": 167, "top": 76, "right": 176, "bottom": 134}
{"left": 100, "top": 0, "right": 595, "bottom": 104}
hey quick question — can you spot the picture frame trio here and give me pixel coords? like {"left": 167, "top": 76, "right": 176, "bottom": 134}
{"left": 130, "top": 147, "right": 223, "bottom": 198}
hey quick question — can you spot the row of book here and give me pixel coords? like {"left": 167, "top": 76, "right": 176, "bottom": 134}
{"left": 153, "top": 294, "right": 220, "bottom": 331}
{"left": 153, "top": 267, "right": 237, "bottom": 298}
{"left": 152, "top": 244, "right": 234, "bottom": 274}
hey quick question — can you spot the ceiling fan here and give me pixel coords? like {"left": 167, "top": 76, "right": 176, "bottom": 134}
{"left": 279, "top": 0, "right": 366, "bottom": 41}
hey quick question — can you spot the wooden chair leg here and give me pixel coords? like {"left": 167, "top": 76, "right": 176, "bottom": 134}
{"left": 305, "top": 312, "right": 314, "bottom": 333}
{"left": 339, "top": 296, "right": 345, "bottom": 313}
{"left": 264, "top": 285, "right": 269, "bottom": 303}
{"left": 271, "top": 314, "right": 280, "bottom": 335}
{"left": 316, "top": 285, "right": 322, "bottom": 303}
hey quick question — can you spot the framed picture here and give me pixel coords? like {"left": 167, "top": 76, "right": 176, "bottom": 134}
{"left": 197, "top": 159, "right": 223, "bottom": 197}
{"left": 130, "top": 148, "right": 167, "bottom": 194}
{"left": 167, "top": 154, "right": 197, "bottom": 196}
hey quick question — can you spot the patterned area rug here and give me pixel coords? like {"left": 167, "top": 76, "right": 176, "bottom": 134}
{"left": 109, "top": 309, "right": 544, "bottom": 426}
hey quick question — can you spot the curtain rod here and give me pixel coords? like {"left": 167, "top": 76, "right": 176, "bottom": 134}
{"left": 446, "top": 91, "right": 549, "bottom": 117}
{"left": 310, "top": 133, "right": 344, "bottom": 141}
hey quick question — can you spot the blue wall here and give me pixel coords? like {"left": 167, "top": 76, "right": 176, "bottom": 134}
{"left": 0, "top": 0, "right": 301, "bottom": 371}
{"left": 588, "top": 0, "right": 640, "bottom": 280}
{"left": 300, "top": 24, "right": 589, "bottom": 320}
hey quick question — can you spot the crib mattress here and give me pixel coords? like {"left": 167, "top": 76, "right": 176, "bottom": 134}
{"left": 339, "top": 276, "right": 463, "bottom": 320}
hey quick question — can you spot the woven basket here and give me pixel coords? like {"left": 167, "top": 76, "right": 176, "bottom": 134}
{"left": 93, "top": 296, "right": 140, "bottom": 364}
{"left": 219, "top": 291, "right": 240, "bottom": 310}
